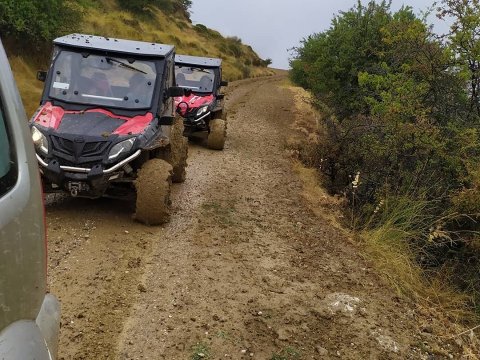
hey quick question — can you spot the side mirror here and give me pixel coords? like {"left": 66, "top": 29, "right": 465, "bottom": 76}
{"left": 37, "top": 71, "right": 47, "bottom": 82}
{"left": 217, "top": 94, "right": 225, "bottom": 100}
{"left": 166, "top": 86, "right": 187, "bottom": 98}
{"left": 220, "top": 80, "right": 228, "bottom": 87}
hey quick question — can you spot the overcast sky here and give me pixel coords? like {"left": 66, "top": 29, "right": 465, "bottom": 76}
{"left": 190, "top": 0, "right": 450, "bottom": 69}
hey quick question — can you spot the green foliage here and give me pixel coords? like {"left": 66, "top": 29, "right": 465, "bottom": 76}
{"left": 0, "top": 0, "right": 81, "bottom": 46}
{"left": 223, "top": 36, "right": 244, "bottom": 57}
{"left": 190, "top": 343, "right": 210, "bottom": 360}
{"left": 438, "top": 0, "right": 480, "bottom": 115}
{"left": 290, "top": 0, "right": 480, "bottom": 310}
{"left": 194, "top": 24, "right": 222, "bottom": 40}
{"left": 117, "top": 0, "right": 192, "bottom": 19}
{"left": 116, "top": 0, "right": 146, "bottom": 12}
{"left": 271, "top": 347, "right": 301, "bottom": 360}
{"left": 290, "top": 0, "right": 479, "bottom": 212}
{"left": 290, "top": 1, "right": 394, "bottom": 117}
{"left": 194, "top": 23, "right": 209, "bottom": 33}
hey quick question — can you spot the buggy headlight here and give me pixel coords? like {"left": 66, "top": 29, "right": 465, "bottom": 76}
{"left": 196, "top": 106, "right": 208, "bottom": 116}
{"left": 31, "top": 126, "right": 49, "bottom": 154}
{"left": 108, "top": 138, "right": 135, "bottom": 160}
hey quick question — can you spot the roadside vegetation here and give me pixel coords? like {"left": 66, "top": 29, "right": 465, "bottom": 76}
{"left": 290, "top": 0, "right": 480, "bottom": 320}
{"left": 0, "top": 0, "right": 272, "bottom": 115}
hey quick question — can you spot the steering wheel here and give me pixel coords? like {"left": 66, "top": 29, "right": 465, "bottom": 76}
{"left": 176, "top": 101, "right": 190, "bottom": 116}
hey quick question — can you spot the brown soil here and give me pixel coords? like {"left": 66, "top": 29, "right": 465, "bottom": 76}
{"left": 46, "top": 74, "right": 479, "bottom": 360}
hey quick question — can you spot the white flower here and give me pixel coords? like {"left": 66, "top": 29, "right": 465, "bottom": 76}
{"left": 352, "top": 171, "right": 361, "bottom": 189}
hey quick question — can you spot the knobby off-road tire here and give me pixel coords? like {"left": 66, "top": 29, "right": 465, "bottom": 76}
{"left": 207, "top": 118, "right": 226, "bottom": 150}
{"left": 167, "top": 117, "right": 188, "bottom": 183}
{"left": 134, "top": 159, "right": 172, "bottom": 225}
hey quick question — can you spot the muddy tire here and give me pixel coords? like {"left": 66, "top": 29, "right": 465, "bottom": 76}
{"left": 167, "top": 117, "right": 188, "bottom": 183}
{"left": 207, "top": 118, "right": 226, "bottom": 150}
{"left": 134, "top": 159, "right": 172, "bottom": 225}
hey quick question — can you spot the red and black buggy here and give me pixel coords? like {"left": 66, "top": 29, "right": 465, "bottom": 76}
{"left": 174, "top": 55, "right": 228, "bottom": 150}
{"left": 30, "top": 34, "right": 188, "bottom": 224}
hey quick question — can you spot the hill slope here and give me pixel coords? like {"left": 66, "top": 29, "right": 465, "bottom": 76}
{"left": 4, "top": 0, "right": 272, "bottom": 115}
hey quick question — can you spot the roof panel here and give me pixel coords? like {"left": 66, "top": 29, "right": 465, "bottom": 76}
{"left": 54, "top": 34, "right": 174, "bottom": 57}
{"left": 175, "top": 54, "right": 222, "bottom": 67}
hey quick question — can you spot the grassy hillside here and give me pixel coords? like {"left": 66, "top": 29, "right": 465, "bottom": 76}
{"left": 5, "top": 0, "right": 273, "bottom": 116}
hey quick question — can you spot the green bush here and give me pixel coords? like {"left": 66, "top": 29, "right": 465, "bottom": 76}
{"left": 117, "top": 0, "right": 191, "bottom": 19}
{"left": 0, "top": 0, "right": 81, "bottom": 47}
{"left": 225, "top": 37, "right": 243, "bottom": 57}
{"left": 117, "top": 0, "right": 150, "bottom": 12}
{"left": 290, "top": 0, "right": 480, "bottom": 311}
{"left": 290, "top": 0, "right": 478, "bottom": 217}
{"left": 290, "top": 1, "right": 392, "bottom": 117}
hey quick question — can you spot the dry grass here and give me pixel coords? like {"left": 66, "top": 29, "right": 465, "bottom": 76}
{"left": 292, "top": 162, "right": 347, "bottom": 232}
{"left": 9, "top": 56, "right": 44, "bottom": 116}
{"left": 284, "top": 83, "right": 322, "bottom": 166}
{"left": 287, "top": 82, "right": 347, "bottom": 230}
{"left": 363, "top": 224, "right": 472, "bottom": 321}
{"left": 79, "top": 6, "right": 272, "bottom": 81}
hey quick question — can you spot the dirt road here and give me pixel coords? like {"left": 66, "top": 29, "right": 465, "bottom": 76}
{"left": 47, "top": 74, "right": 470, "bottom": 359}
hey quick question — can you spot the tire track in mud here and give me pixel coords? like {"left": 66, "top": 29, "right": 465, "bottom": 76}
{"left": 115, "top": 75, "right": 298, "bottom": 359}
{"left": 46, "top": 196, "right": 164, "bottom": 359}
{"left": 45, "top": 76, "right": 270, "bottom": 360}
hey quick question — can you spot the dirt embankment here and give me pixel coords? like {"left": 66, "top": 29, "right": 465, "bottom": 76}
{"left": 46, "top": 74, "right": 479, "bottom": 360}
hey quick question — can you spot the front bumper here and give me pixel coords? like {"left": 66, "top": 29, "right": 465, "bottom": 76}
{"left": 36, "top": 150, "right": 141, "bottom": 175}
{"left": 36, "top": 150, "right": 141, "bottom": 197}
{"left": 183, "top": 111, "right": 211, "bottom": 134}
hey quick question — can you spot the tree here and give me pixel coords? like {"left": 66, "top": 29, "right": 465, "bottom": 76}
{"left": 289, "top": 0, "right": 476, "bottom": 209}
{"left": 290, "top": 1, "right": 393, "bottom": 117}
{"left": 438, "top": 0, "right": 480, "bottom": 116}
{"left": 0, "top": 0, "right": 81, "bottom": 46}
{"left": 179, "top": 0, "right": 192, "bottom": 11}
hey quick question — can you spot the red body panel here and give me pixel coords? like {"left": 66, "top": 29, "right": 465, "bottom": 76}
{"left": 33, "top": 102, "right": 65, "bottom": 129}
{"left": 174, "top": 94, "right": 214, "bottom": 116}
{"left": 113, "top": 112, "right": 153, "bottom": 135}
{"left": 32, "top": 102, "right": 154, "bottom": 135}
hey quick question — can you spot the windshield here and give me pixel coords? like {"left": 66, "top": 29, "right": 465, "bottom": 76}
{"left": 49, "top": 51, "right": 158, "bottom": 109}
{"left": 175, "top": 65, "right": 215, "bottom": 93}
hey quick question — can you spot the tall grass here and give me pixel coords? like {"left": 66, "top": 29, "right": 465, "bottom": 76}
{"left": 361, "top": 195, "right": 473, "bottom": 321}
{"left": 9, "top": 57, "right": 44, "bottom": 116}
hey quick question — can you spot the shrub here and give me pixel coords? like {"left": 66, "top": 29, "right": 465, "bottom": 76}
{"left": 0, "top": 0, "right": 81, "bottom": 48}
{"left": 117, "top": 0, "right": 191, "bottom": 19}
{"left": 290, "top": 0, "right": 480, "bottom": 314}
{"left": 290, "top": 1, "right": 478, "bottom": 221}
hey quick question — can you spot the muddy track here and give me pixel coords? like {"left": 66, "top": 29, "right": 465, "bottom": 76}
{"left": 47, "top": 74, "right": 471, "bottom": 360}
